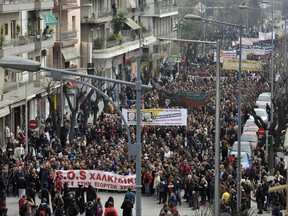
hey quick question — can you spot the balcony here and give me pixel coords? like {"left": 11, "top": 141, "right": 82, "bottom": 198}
{"left": 93, "top": 32, "right": 150, "bottom": 50}
{"left": 125, "top": 4, "right": 150, "bottom": 16}
{"left": 54, "top": 30, "right": 78, "bottom": 47}
{"left": 92, "top": 33, "right": 156, "bottom": 60}
{"left": 0, "top": 0, "right": 34, "bottom": 13}
{"left": 34, "top": 0, "right": 54, "bottom": 10}
{"left": 154, "top": 5, "right": 177, "bottom": 16}
{"left": 0, "top": 36, "right": 35, "bottom": 56}
{"left": 54, "top": 0, "right": 78, "bottom": 10}
{"left": 35, "top": 35, "right": 54, "bottom": 50}
{"left": 82, "top": 10, "right": 113, "bottom": 24}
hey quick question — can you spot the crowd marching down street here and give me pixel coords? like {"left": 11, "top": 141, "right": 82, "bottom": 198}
{"left": 0, "top": 48, "right": 286, "bottom": 216}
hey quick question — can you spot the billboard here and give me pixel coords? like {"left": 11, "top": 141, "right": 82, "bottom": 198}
{"left": 122, "top": 108, "right": 187, "bottom": 126}
{"left": 223, "top": 59, "right": 262, "bottom": 71}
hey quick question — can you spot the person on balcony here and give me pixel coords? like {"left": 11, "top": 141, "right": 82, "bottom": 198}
{"left": 43, "top": 26, "right": 51, "bottom": 39}
{"left": 112, "top": 3, "right": 117, "bottom": 15}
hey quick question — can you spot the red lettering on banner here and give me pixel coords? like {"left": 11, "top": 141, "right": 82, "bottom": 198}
{"left": 67, "top": 171, "right": 75, "bottom": 180}
{"left": 127, "top": 178, "right": 135, "bottom": 184}
{"left": 96, "top": 174, "right": 101, "bottom": 180}
{"left": 107, "top": 175, "right": 113, "bottom": 182}
{"left": 90, "top": 173, "right": 96, "bottom": 180}
{"left": 56, "top": 170, "right": 136, "bottom": 191}
{"left": 102, "top": 174, "right": 107, "bottom": 181}
{"left": 80, "top": 170, "right": 86, "bottom": 180}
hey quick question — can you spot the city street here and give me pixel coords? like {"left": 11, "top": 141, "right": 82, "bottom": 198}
{"left": 5, "top": 191, "right": 271, "bottom": 216}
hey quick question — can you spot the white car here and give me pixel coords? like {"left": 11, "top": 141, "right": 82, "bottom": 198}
{"left": 254, "top": 108, "right": 268, "bottom": 124}
{"left": 231, "top": 141, "right": 254, "bottom": 159}
{"left": 229, "top": 151, "right": 253, "bottom": 169}
{"left": 256, "top": 92, "right": 271, "bottom": 109}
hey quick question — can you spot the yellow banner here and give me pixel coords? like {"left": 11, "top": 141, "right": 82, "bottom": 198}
{"left": 223, "top": 59, "right": 262, "bottom": 71}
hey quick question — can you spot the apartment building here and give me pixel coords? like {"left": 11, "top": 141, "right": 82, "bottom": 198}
{"left": 80, "top": 0, "right": 178, "bottom": 81}
{"left": 0, "top": 0, "right": 57, "bottom": 146}
{"left": 0, "top": 0, "right": 178, "bottom": 146}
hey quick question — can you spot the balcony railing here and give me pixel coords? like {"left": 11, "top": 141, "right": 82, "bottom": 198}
{"left": 2, "top": 36, "right": 35, "bottom": 48}
{"left": 106, "top": 40, "right": 120, "bottom": 48}
{"left": 154, "top": 5, "right": 177, "bottom": 15}
{"left": 93, "top": 32, "right": 152, "bottom": 50}
{"left": 0, "top": 0, "right": 33, "bottom": 4}
{"left": 56, "top": 30, "right": 77, "bottom": 41}
{"left": 125, "top": 4, "right": 150, "bottom": 15}
{"left": 97, "top": 10, "right": 113, "bottom": 18}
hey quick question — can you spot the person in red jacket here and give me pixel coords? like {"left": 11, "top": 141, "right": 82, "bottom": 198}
{"left": 104, "top": 202, "right": 118, "bottom": 216}
{"left": 143, "top": 170, "right": 153, "bottom": 196}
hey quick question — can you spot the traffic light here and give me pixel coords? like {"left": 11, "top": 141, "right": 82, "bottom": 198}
{"left": 87, "top": 63, "right": 95, "bottom": 75}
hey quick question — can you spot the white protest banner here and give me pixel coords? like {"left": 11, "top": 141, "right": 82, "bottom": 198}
{"left": 122, "top": 109, "right": 187, "bottom": 126}
{"left": 55, "top": 170, "right": 136, "bottom": 191}
{"left": 214, "top": 50, "right": 237, "bottom": 62}
{"left": 259, "top": 31, "right": 275, "bottom": 40}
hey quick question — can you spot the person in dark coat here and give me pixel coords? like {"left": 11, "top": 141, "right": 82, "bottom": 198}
{"left": 75, "top": 185, "right": 85, "bottom": 214}
{"left": 86, "top": 185, "right": 97, "bottom": 202}
{"left": 121, "top": 197, "right": 133, "bottom": 216}
{"left": 39, "top": 183, "right": 50, "bottom": 205}
{"left": 26, "top": 183, "right": 36, "bottom": 204}
{"left": 256, "top": 183, "right": 264, "bottom": 214}
{"left": 105, "top": 196, "right": 114, "bottom": 208}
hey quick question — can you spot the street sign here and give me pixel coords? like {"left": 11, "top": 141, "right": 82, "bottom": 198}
{"left": 28, "top": 120, "right": 38, "bottom": 129}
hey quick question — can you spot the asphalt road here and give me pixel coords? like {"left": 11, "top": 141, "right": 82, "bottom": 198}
{"left": 5, "top": 191, "right": 272, "bottom": 216}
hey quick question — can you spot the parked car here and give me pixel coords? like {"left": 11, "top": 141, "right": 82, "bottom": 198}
{"left": 243, "top": 118, "right": 259, "bottom": 132}
{"left": 241, "top": 131, "right": 258, "bottom": 150}
{"left": 254, "top": 108, "right": 269, "bottom": 124}
{"left": 231, "top": 141, "right": 254, "bottom": 158}
{"left": 229, "top": 151, "right": 253, "bottom": 169}
{"left": 256, "top": 92, "right": 271, "bottom": 109}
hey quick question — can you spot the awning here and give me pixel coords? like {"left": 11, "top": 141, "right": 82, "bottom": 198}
{"left": 40, "top": 11, "right": 57, "bottom": 26}
{"left": 126, "top": 18, "right": 140, "bottom": 30}
{"left": 128, "top": 0, "right": 136, "bottom": 8}
{"left": 0, "top": 106, "right": 10, "bottom": 118}
{"left": 61, "top": 46, "right": 80, "bottom": 62}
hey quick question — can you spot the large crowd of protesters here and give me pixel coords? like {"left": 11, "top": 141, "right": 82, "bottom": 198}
{"left": 0, "top": 50, "right": 286, "bottom": 216}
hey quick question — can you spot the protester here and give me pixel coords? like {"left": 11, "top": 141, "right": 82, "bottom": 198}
{"left": 104, "top": 202, "right": 118, "bottom": 216}
{"left": 120, "top": 197, "right": 133, "bottom": 216}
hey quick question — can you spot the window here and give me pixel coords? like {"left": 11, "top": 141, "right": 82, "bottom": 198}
{"left": 36, "top": 56, "right": 40, "bottom": 62}
{"left": 72, "top": 16, "right": 76, "bottom": 30}
{"left": 4, "top": 23, "right": 8, "bottom": 35}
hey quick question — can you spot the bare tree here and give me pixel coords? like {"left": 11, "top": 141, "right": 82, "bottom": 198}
{"left": 242, "top": 38, "right": 288, "bottom": 147}
{"left": 41, "top": 79, "right": 61, "bottom": 135}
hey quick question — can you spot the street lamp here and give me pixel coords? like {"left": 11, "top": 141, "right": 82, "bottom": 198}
{"left": 0, "top": 55, "right": 151, "bottom": 216}
{"left": 24, "top": 72, "right": 42, "bottom": 153}
{"left": 184, "top": 14, "right": 244, "bottom": 215}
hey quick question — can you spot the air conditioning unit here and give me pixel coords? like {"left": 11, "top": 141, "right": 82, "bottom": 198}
{"left": 41, "top": 48, "right": 49, "bottom": 57}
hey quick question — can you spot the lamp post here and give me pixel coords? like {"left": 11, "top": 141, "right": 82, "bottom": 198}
{"left": 184, "top": 14, "right": 244, "bottom": 215}
{"left": 0, "top": 55, "right": 151, "bottom": 216}
{"left": 24, "top": 72, "right": 41, "bottom": 153}
{"left": 158, "top": 36, "right": 221, "bottom": 216}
